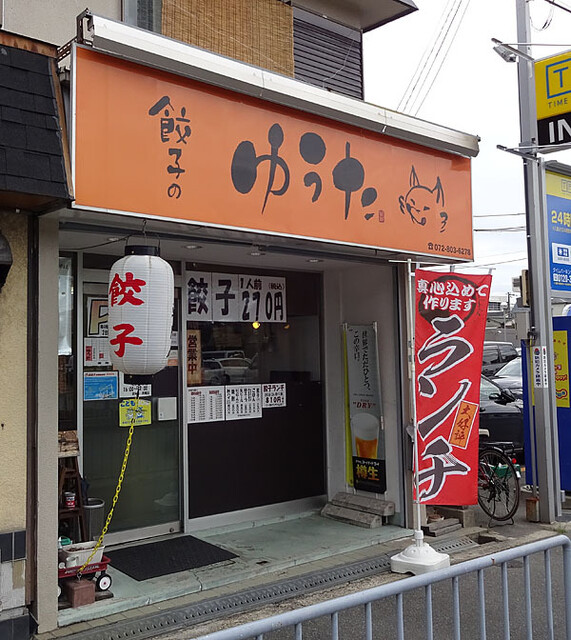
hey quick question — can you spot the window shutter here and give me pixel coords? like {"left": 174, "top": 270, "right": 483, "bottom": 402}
{"left": 293, "top": 8, "right": 363, "bottom": 100}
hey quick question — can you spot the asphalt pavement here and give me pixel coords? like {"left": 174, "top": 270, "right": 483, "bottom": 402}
{"left": 150, "top": 488, "right": 571, "bottom": 640}
{"left": 37, "top": 487, "right": 571, "bottom": 640}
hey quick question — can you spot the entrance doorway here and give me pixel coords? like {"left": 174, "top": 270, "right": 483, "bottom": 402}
{"left": 81, "top": 282, "right": 182, "bottom": 539}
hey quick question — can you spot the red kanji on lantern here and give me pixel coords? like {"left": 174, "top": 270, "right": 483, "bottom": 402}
{"left": 110, "top": 323, "right": 143, "bottom": 357}
{"left": 108, "top": 246, "right": 174, "bottom": 376}
{"left": 109, "top": 272, "right": 146, "bottom": 306}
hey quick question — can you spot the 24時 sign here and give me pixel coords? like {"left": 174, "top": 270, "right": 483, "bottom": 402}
{"left": 546, "top": 169, "right": 571, "bottom": 293}
{"left": 72, "top": 46, "right": 473, "bottom": 260}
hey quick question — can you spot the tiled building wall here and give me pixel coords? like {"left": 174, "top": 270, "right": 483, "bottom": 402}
{"left": 0, "top": 530, "right": 28, "bottom": 637}
{"left": 0, "top": 213, "right": 29, "bottom": 638}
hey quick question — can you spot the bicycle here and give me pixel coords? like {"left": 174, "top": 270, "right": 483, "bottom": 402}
{"left": 477, "top": 430, "right": 521, "bottom": 523}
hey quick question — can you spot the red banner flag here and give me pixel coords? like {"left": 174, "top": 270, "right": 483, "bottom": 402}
{"left": 414, "top": 270, "right": 492, "bottom": 505}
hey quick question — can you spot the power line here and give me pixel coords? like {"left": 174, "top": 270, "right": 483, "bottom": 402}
{"left": 455, "top": 255, "right": 528, "bottom": 268}
{"left": 471, "top": 257, "right": 528, "bottom": 267}
{"left": 474, "top": 226, "right": 526, "bottom": 231}
{"left": 398, "top": 0, "right": 458, "bottom": 112}
{"left": 531, "top": 1, "right": 555, "bottom": 30}
{"left": 544, "top": 0, "right": 571, "bottom": 17}
{"left": 474, "top": 212, "right": 525, "bottom": 217}
{"left": 410, "top": 0, "right": 471, "bottom": 116}
{"left": 398, "top": 0, "right": 470, "bottom": 116}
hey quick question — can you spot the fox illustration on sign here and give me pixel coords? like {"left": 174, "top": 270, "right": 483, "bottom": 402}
{"left": 399, "top": 166, "right": 448, "bottom": 233}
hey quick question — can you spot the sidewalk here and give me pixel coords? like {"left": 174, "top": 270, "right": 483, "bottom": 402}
{"left": 35, "top": 489, "right": 570, "bottom": 640}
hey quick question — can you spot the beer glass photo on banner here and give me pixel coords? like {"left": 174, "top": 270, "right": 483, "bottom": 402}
{"left": 414, "top": 270, "right": 491, "bottom": 505}
{"left": 343, "top": 324, "right": 385, "bottom": 493}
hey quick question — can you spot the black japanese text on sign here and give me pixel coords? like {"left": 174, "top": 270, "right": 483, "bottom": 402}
{"left": 187, "top": 271, "right": 287, "bottom": 323}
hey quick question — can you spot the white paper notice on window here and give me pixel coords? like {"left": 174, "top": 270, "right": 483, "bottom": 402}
{"left": 84, "top": 337, "right": 111, "bottom": 366}
{"left": 187, "top": 386, "right": 225, "bottom": 423}
{"left": 119, "top": 372, "right": 152, "bottom": 398}
{"left": 225, "top": 385, "right": 262, "bottom": 420}
{"left": 262, "top": 383, "right": 286, "bottom": 408}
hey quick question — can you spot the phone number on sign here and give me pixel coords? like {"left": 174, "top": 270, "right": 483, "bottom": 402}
{"left": 427, "top": 243, "right": 472, "bottom": 257}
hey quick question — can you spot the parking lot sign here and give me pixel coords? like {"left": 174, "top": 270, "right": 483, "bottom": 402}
{"left": 536, "top": 51, "right": 571, "bottom": 148}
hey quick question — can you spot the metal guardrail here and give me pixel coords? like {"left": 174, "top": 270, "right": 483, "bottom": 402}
{"left": 192, "top": 535, "right": 571, "bottom": 640}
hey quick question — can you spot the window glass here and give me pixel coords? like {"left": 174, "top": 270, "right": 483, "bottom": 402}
{"left": 499, "top": 344, "right": 517, "bottom": 361}
{"left": 496, "top": 357, "right": 521, "bottom": 377}
{"left": 186, "top": 268, "right": 324, "bottom": 518}
{"left": 482, "top": 346, "right": 500, "bottom": 365}
{"left": 58, "top": 256, "right": 76, "bottom": 431}
{"left": 480, "top": 376, "right": 500, "bottom": 402}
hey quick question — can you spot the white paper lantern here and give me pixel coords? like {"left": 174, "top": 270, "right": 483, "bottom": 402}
{"left": 108, "top": 246, "right": 174, "bottom": 378}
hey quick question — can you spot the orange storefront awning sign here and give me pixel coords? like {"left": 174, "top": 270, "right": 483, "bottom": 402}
{"left": 73, "top": 46, "right": 473, "bottom": 259}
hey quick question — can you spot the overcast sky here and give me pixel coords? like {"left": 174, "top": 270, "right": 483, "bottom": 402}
{"left": 363, "top": 0, "right": 571, "bottom": 296}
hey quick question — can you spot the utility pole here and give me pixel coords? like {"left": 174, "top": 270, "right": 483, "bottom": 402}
{"left": 516, "top": 0, "right": 561, "bottom": 522}
{"left": 501, "top": 301, "right": 508, "bottom": 341}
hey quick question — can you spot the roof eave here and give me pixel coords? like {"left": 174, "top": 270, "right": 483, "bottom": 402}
{"left": 81, "top": 13, "right": 479, "bottom": 159}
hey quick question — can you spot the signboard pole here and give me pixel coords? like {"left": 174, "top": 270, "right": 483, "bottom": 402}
{"left": 516, "top": 0, "right": 561, "bottom": 522}
{"left": 408, "top": 261, "right": 422, "bottom": 538}
{"left": 391, "top": 260, "right": 450, "bottom": 575}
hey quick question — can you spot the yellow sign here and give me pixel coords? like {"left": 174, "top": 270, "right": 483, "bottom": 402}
{"left": 535, "top": 50, "right": 571, "bottom": 120}
{"left": 450, "top": 401, "right": 478, "bottom": 449}
{"left": 119, "top": 398, "right": 152, "bottom": 426}
{"left": 554, "top": 331, "right": 570, "bottom": 408}
{"left": 546, "top": 170, "right": 571, "bottom": 200}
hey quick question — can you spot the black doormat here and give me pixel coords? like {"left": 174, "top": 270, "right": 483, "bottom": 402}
{"left": 106, "top": 535, "right": 238, "bottom": 581}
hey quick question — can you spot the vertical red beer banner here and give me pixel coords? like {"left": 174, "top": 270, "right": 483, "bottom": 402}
{"left": 414, "top": 270, "right": 491, "bottom": 505}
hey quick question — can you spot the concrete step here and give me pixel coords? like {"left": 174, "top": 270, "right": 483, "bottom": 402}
{"left": 320, "top": 503, "right": 384, "bottom": 528}
{"left": 320, "top": 493, "right": 395, "bottom": 528}
{"left": 330, "top": 492, "right": 395, "bottom": 517}
{"left": 436, "top": 506, "right": 476, "bottom": 528}
{"left": 422, "top": 518, "right": 462, "bottom": 537}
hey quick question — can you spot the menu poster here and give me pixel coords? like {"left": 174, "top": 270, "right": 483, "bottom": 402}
{"left": 226, "top": 385, "right": 262, "bottom": 420}
{"left": 262, "top": 383, "right": 286, "bottom": 408}
{"left": 187, "top": 271, "right": 287, "bottom": 323}
{"left": 187, "top": 386, "right": 225, "bottom": 423}
{"left": 84, "top": 337, "right": 111, "bottom": 367}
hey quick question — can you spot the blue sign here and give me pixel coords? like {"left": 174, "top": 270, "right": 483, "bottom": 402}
{"left": 546, "top": 169, "right": 571, "bottom": 293}
{"left": 84, "top": 371, "right": 118, "bottom": 401}
{"left": 523, "top": 318, "right": 571, "bottom": 490}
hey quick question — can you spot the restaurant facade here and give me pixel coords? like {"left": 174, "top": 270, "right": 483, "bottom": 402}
{"left": 0, "top": 1, "right": 480, "bottom": 636}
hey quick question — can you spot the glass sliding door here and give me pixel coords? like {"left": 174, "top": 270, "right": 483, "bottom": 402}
{"left": 81, "top": 281, "right": 181, "bottom": 536}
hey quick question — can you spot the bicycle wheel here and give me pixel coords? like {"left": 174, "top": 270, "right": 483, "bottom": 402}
{"left": 478, "top": 448, "right": 520, "bottom": 521}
